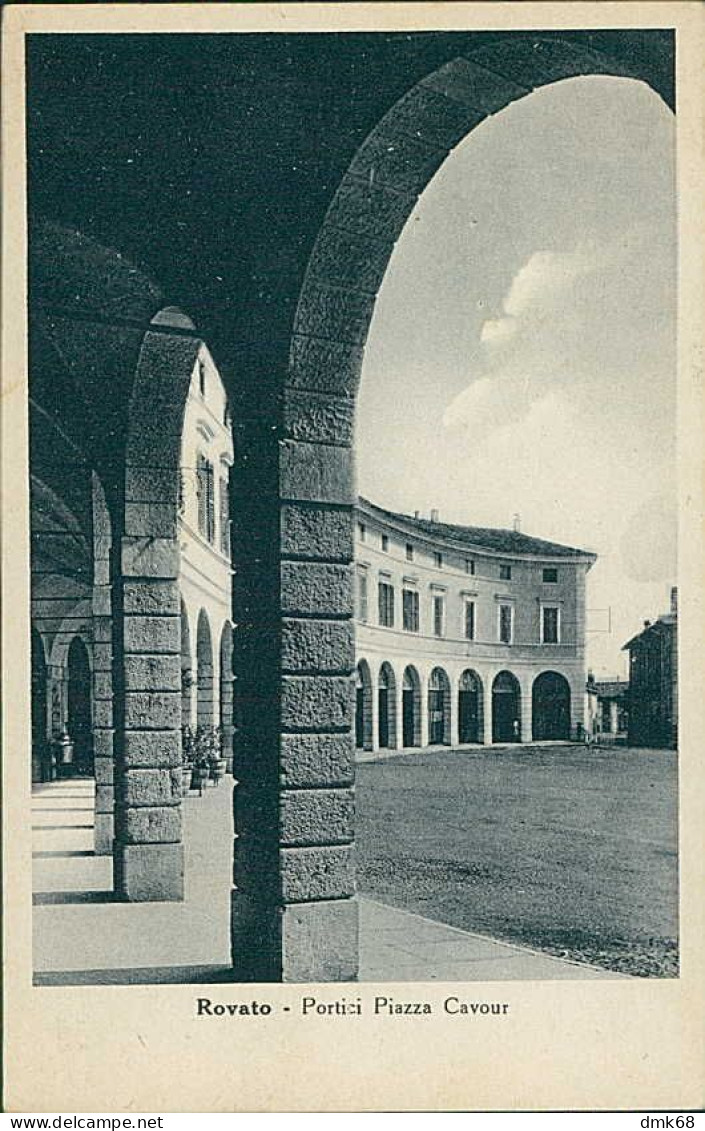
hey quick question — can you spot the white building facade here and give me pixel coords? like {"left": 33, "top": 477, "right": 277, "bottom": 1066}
{"left": 178, "top": 346, "right": 235, "bottom": 764}
{"left": 355, "top": 498, "right": 596, "bottom": 753}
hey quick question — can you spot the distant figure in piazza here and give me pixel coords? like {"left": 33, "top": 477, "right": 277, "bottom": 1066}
{"left": 353, "top": 497, "right": 596, "bottom": 754}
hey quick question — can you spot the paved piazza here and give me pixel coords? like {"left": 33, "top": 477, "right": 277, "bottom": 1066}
{"left": 357, "top": 743, "right": 679, "bottom": 977}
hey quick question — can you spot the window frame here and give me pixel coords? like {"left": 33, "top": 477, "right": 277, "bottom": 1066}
{"left": 402, "top": 587, "right": 420, "bottom": 633}
{"left": 541, "top": 604, "right": 561, "bottom": 644}
{"left": 498, "top": 602, "right": 514, "bottom": 645}
{"left": 378, "top": 578, "right": 395, "bottom": 628}
{"left": 432, "top": 592, "right": 446, "bottom": 638}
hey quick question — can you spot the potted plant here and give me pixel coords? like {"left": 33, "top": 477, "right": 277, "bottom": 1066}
{"left": 191, "top": 727, "right": 211, "bottom": 796}
{"left": 208, "top": 725, "right": 227, "bottom": 786}
{"left": 181, "top": 725, "right": 195, "bottom": 796}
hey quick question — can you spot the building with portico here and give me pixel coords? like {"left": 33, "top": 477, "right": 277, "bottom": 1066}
{"left": 354, "top": 497, "right": 596, "bottom": 753}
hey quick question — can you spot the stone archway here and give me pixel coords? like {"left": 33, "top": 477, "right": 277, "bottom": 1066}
{"left": 402, "top": 665, "right": 422, "bottom": 749}
{"left": 196, "top": 609, "right": 215, "bottom": 730}
{"left": 492, "top": 671, "right": 522, "bottom": 743}
{"left": 458, "top": 670, "right": 484, "bottom": 745}
{"left": 532, "top": 671, "right": 572, "bottom": 741}
{"left": 428, "top": 667, "right": 451, "bottom": 746}
{"left": 377, "top": 662, "right": 397, "bottom": 750}
{"left": 355, "top": 660, "right": 373, "bottom": 751}
{"left": 115, "top": 308, "right": 202, "bottom": 903}
{"left": 31, "top": 628, "right": 49, "bottom": 783}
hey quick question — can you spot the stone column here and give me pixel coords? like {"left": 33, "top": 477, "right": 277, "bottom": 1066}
{"left": 92, "top": 477, "right": 114, "bottom": 854}
{"left": 113, "top": 536, "right": 184, "bottom": 902}
{"left": 231, "top": 408, "right": 357, "bottom": 981}
{"left": 450, "top": 677, "right": 460, "bottom": 748}
{"left": 420, "top": 677, "right": 430, "bottom": 749}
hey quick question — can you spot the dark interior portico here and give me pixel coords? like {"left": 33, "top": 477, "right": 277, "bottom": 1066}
{"left": 26, "top": 29, "right": 673, "bottom": 981}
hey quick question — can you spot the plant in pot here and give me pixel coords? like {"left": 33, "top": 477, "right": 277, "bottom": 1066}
{"left": 181, "top": 725, "right": 195, "bottom": 796}
{"left": 208, "top": 725, "right": 227, "bottom": 786}
{"left": 191, "top": 726, "right": 211, "bottom": 796}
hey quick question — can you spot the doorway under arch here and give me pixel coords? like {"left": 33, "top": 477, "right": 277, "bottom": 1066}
{"left": 355, "top": 660, "right": 373, "bottom": 751}
{"left": 458, "top": 669, "right": 484, "bottom": 745}
{"left": 377, "top": 662, "right": 397, "bottom": 749}
{"left": 31, "top": 628, "right": 48, "bottom": 782}
{"left": 532, "top": 671, "right": 572, "bottom": 740}
{"left": 428, "top": 667, "right": 451, "bottom": 746}
{"left": 196, "top": 609, "right": 214, "bottom": 730}
{"left": 402, "top": 665, "right": 422, "bottom": 748}
{"left": 67, "top": 636, "right": 92, "bottom": 774}
{"left": 492, "top": 671, "right": 521, "bottom": 743}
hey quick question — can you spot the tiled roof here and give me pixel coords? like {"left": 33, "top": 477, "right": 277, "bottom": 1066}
{"left": 590, "top": 680, "right": 629, "bottom": 699}
{"left": 358, "top": 497, "right": 596, "bottom": 560}
{"left": 623, "top": 614, "right": 677, "bottom": 651}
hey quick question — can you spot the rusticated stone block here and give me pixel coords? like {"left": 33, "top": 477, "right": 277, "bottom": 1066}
{"left": 125, "top": 502, "right": 178, "bottom": 539}
{"left": 122, "top": 805, "right": 181, "bottom": 844}
{"left": 92, "top": 589, "right": 112, "bottom": 616}
{"left": 420, "top": 55, "right": 529, "bottom": 113}
{"left": 93, "top": 643, "right": 113, "bottom": 673}
{"left": 385, "top": 82, "right": 483, "bottom": 150}
{"left": 94, "top": 559, "right": 111, "bottom": 587}
{"left": 281, "top": 899, "right": 358, "bottom": 982}
{"left": 279, "top": 440, "right": 354, "bottom": 506}
{"left": 283, "top": 390, "right": 355, "bottom": 447}
{"left": 94, "top": 535, "right": 112, "bottom": 562}
{"left": 294, "top": 282, "right": 375, "bottom": 347}
{"left": 94, "top": 757, "right": 114, "bottom": 785}
{"left": 281, "top": 844, "right": 354, "bottom": 902}
{"left": 121, "top": 768, "right": 182, "bottom": 807}
{"left": 280, "top": 504, "right": 353, "bottom": 563}
{"left": 93, "top": 672, "right": 113, "bottom": 701}
{"left": 281, "top": 675, "right": 354, "bottom": 731}
{"left": 307, "top": 227, "right": 393, "bottom": 294}
{"left": 116, "top": 843, "right": 184, "bottom": 902}
{"left": 280, "top": 561, "right": 352, "bottom": 617}
{"left": 123, "top": 615, "right": 180, "bottom": 654}
{"left": 280, "top": 788, "right": 354, "bottom": 846}
{"left": 287, "top": 334, "right": 364, "bottom": 396}
{"left": 95, "top": 783, "right": 114, "bottom": 815}
{"left": 93, "top": 700, "right": 113, "bottom": 729}
{"left": 466, "top": 38, "right": 632, "bottom": 96}
{"left": 122, "top": 536, "right": 179, "bottom": 580}
{"left": 123, "top": 730, "right": 181, "bottom": 768}
{"left": 124, "top": 653, "right": 181, "bottom": 692}
{"left": 125, "top": 466, "right": 179, "bottom": 505}
{"left": 280, "top": 733, "right": 354, "bottom": 788}
{"left": 93, "top": 729, "right": 114, "bottom": 760}
{"left": 93, "top": 619, "right": 113, "bottom": 644}
{"left": 347, "top": 125, "right": 447, "bottom": 196}
{"left": 123, "top": 579, "right": 180, "bottom": 616}
{"left": 124, "top": 691, "right": 181, "bottom": 730}
{"left": 94, "top": 813, "right": 114, "bottom": 857}
{"left": 282, "top": 618, "right": 354, "bottom": 673}
{"left": 324, "top": 178, "right": 416, "bottom": 244}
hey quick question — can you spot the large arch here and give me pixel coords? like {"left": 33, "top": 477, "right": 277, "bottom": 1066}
{"left": 377, "top": 662, "right": 397, "bottom": 750}
{"left": 196, "top": 610, "right": 215, "bottom": 730}
{"left": 428, "top": 667, "right": 451, "bottom": 746}
{"left": 355, "top": 659, "right": 373, "bottom": 752}
{"left": 492, "top": 671, "right": 522, "bottom": 743}
{"left": 67, "top": 636, "right": 92, "bottom": 775}
{"left": 458, "top": 669, "right": 484, "bottom": 745}
{"left": 532, "top": 671, "right": 572, "bottom": 741}
{"left": 31, "top": 628, "right": 49, "bottom": 783}
{"left": 402, "top": 665, "right": 422, "bottom": 749}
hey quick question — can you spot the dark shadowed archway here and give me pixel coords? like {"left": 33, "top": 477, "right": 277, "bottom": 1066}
{"left": 31, "top": 628, "right": 48, "bottom": 783}
{"left": 492, "top": 671, "right": 521, "bottom": 743}
{"left": 402, "top": 665, "right": 422, "bottom": 748}
{"left": 377, "top": 662, "right": 397, "bottom": 750}
{"left": 428, "top": 667, "right": 451, "bottom": 746}
{"left": 458, "top": 669, "right": 483, "bottom": 744}
{"left": 533, "top": 671, "right": 572, "bottom": 740}
{"left": 196, "top": 610, "right": 215, "bottom": 729}
{"left": 355, "top": 660, "right": 373, "bottom": 751}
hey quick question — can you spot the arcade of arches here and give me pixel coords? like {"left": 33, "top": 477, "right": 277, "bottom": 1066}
{"left": 25, "top": 29, "right": 673, "bottom": 982}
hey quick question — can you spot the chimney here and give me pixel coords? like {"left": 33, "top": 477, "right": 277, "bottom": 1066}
{"left": 413, "top": 510, "right": 420, "bottom": 520}
{"left": 644, "top": 620, "right": 652, "bottom": 630}
{"left": 513, "top": 513, "right": 521, "bottom": 533}
{"left": 430, "top": 509, "right": 439, "bottom": 523}
{"left": 670, "top": 586, "right": 678, "bottom": 616}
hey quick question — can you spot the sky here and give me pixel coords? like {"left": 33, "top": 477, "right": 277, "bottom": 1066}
{"left": 356, "top": 76, "right": 676, "bottom": 678}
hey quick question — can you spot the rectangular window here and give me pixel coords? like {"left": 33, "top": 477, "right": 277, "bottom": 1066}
{"left": 356, "top": 569, "right": 368, "bottom": 623}
{"left": 378, "top": 580, "right": 395, "bottom": 628}
{"left": 433, "top": 594, "right": 446, "bottom": 638}
{"left": 543, "top": 567, "right": 558, "bottom": 583}
{"left": 381, "top": 534, "right": 389, "bottom": 552}
{"left": 358, "top": 522, "right": 366, "bottom": 543}
{"left": 465, "top": 559, "right": 475, "bottom": 575}
{"left": 197, "top": 454, "right": 215, "bottom": 543}
{"left": 406, "top": 543, "right": 414, "bottom": 562}
{"left": 542, "top": 606, "right": 560, "bottom": 644}
{"left": 402, "top": 588, "right": 419, "bottom": 633}
{"left": 434, "top": 552, "right": 443, "bottom": 569}
{"left": 500, "top": 564, "right": 512, "bottom": 581}
{"left": 219, "top": 475, "right": 230, "bottom": 557}
{"left": 464, "top": 600, "right": 475, "bottom": 641}
{"left": 499, "top": 604, "right": 513, "bottom": 644}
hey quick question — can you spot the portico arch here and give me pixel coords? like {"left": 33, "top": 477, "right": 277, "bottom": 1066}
{"left": 377, "top": 662, "right": 397, "bottom": 750}
{"left": 458, "top": 670, "right": 484, "bottom": 745}
{"left": 532, "top": 671, "right": 572, "bottom": 741}
{"left": 428, "top": 667, "right": 451, "bottom": 746}
{"left": 492, "top": 671, "right": 522, "bottom": 743}
{"left": 355, "top": 660, "right": 373, "bottom": 752}
{"left": 402, "top": 666, "right": 422, "bottom": 749}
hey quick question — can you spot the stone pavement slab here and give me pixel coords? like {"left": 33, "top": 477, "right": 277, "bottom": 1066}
{"left": 32, "top": 779, "right": 626, "bottom": 985}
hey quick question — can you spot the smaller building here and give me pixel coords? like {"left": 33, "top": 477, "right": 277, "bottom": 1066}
{"left": 622, "top": 587, "right": 678, "bottom": 749}
{"left": 586, "top": 674, "right": 629, "bottom": 743}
